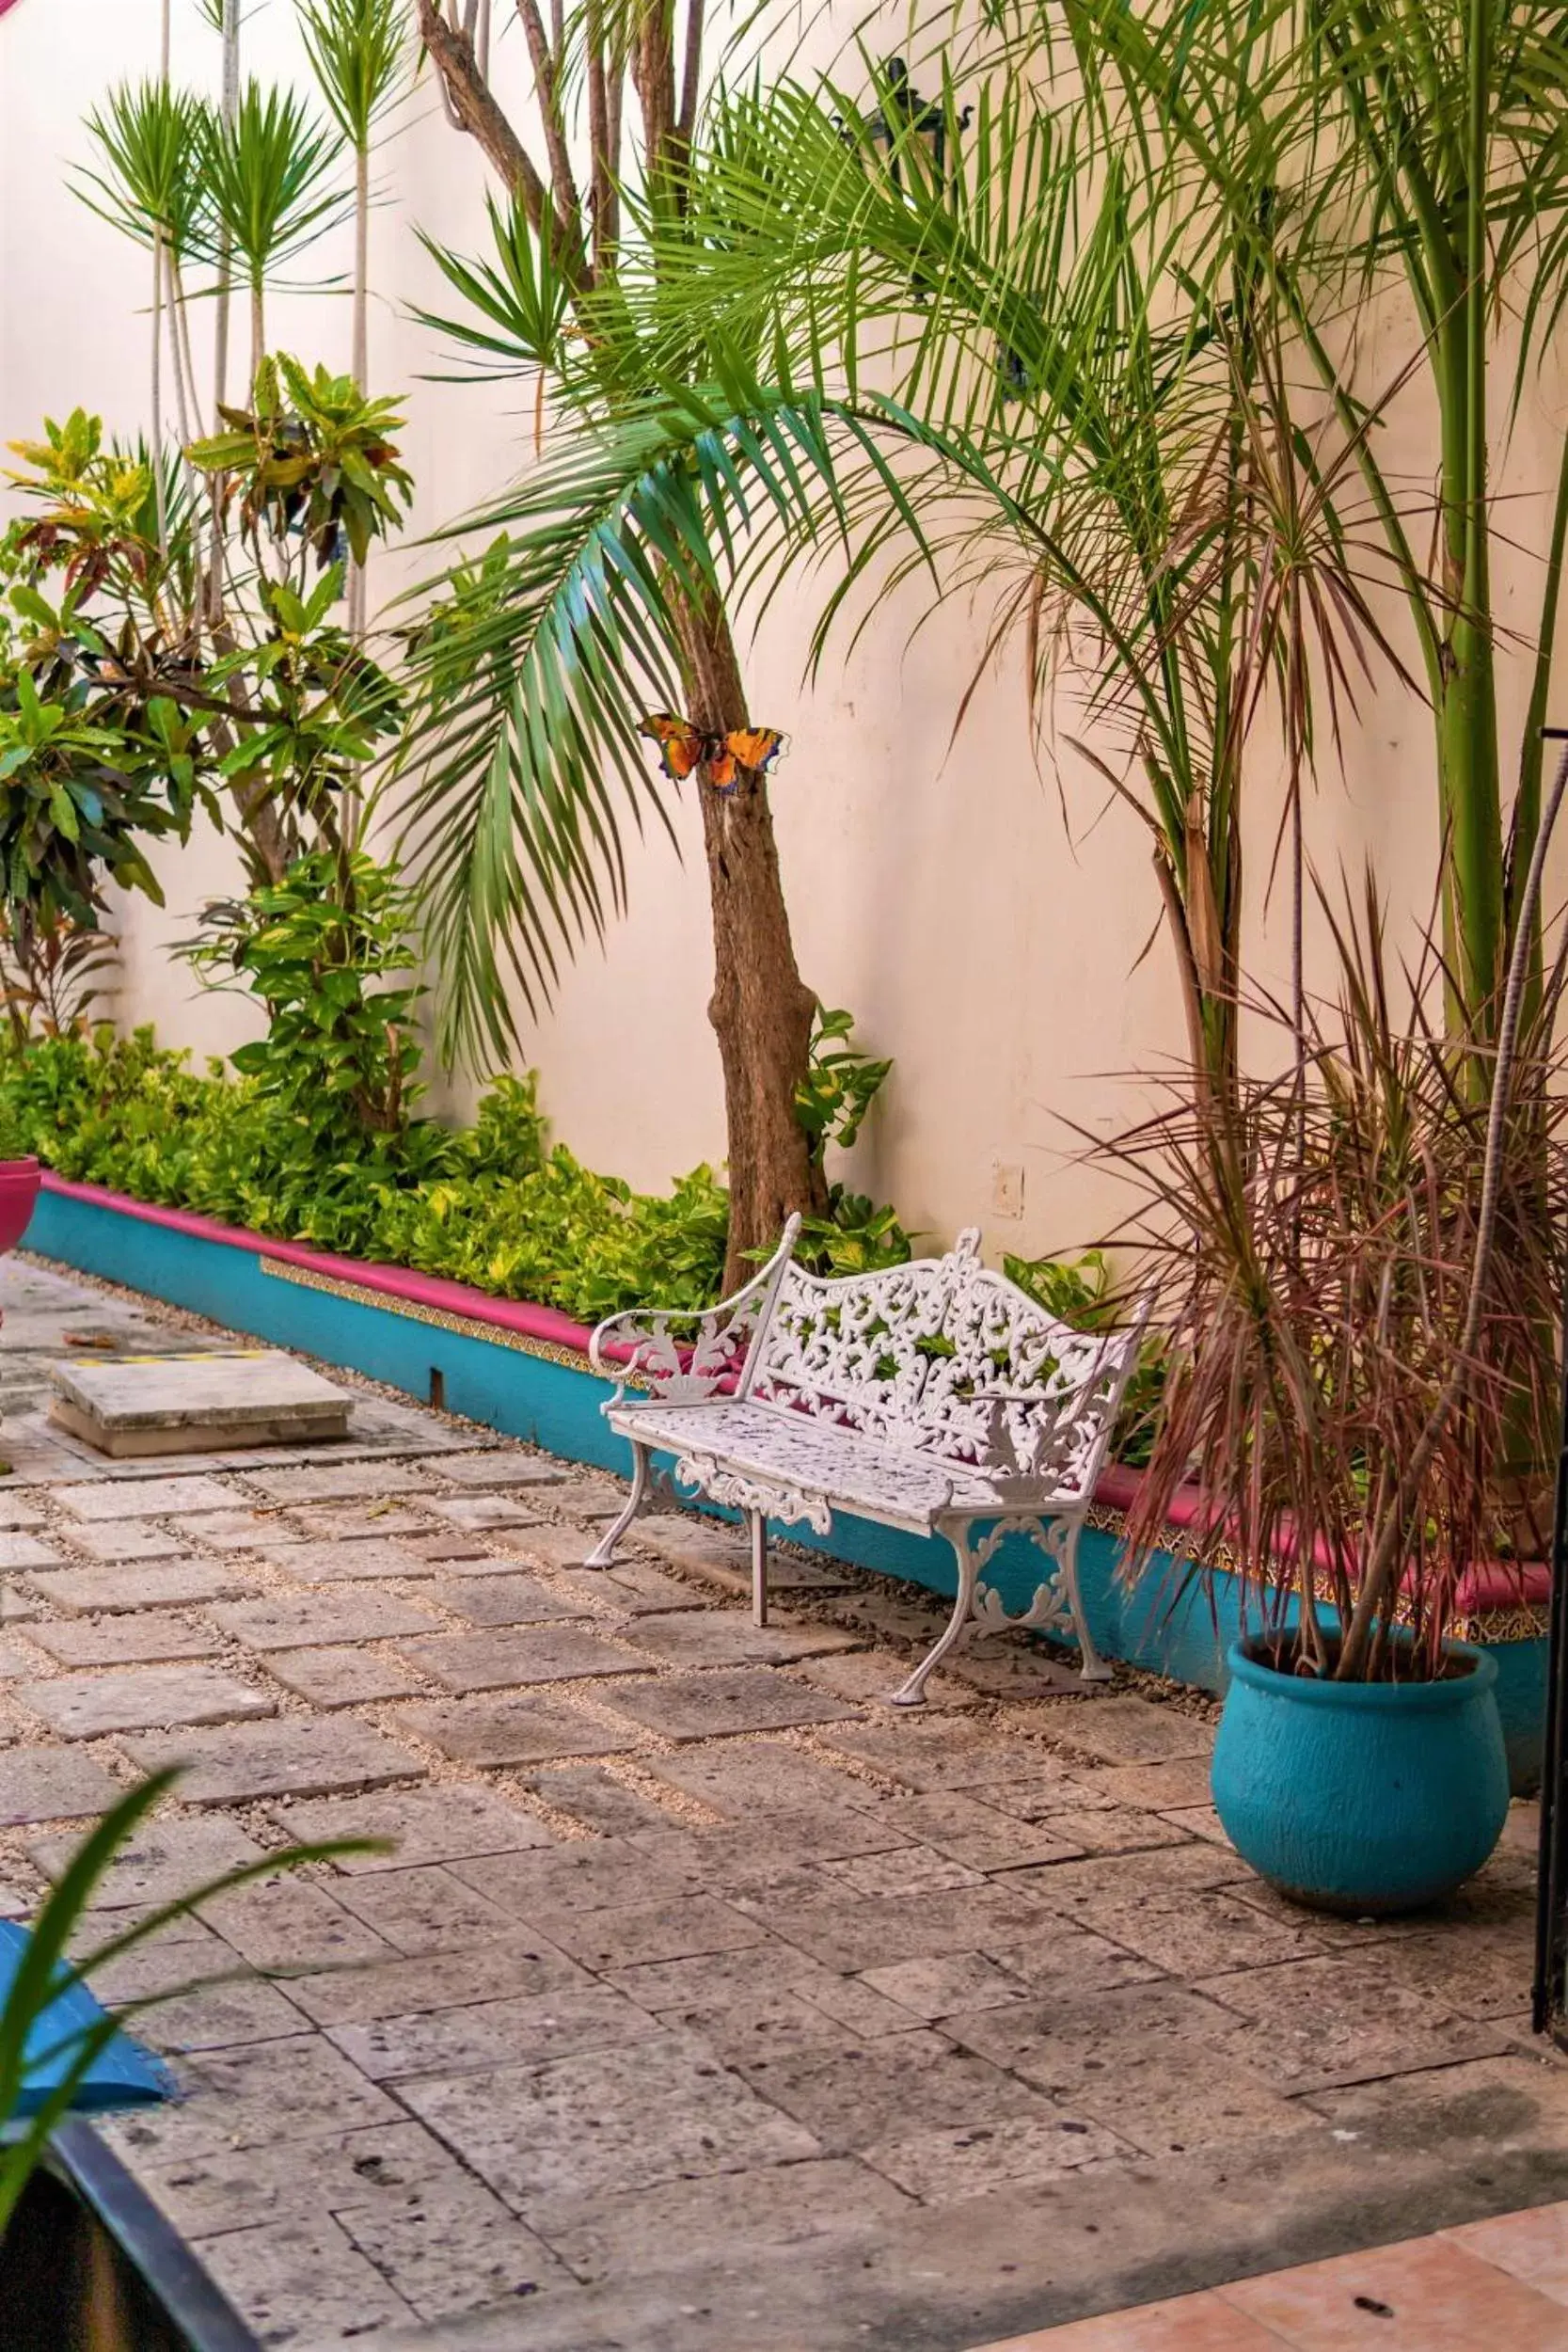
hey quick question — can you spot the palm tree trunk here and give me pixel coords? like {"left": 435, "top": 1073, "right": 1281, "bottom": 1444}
{"left": 250, "top": 283, "right": 265, "bottom": 386}
{"left": 673, "top": 591, "right": 821, "bottom": 1286}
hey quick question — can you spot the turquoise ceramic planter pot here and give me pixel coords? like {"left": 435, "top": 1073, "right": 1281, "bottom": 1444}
{"left": 1211, "top": 1636, "right": 1510, "bottom": 1915}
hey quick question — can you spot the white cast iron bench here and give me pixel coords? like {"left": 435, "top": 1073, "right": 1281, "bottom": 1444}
{"left": 586, "top": 1219, "right": 1149, "bottom": 1706}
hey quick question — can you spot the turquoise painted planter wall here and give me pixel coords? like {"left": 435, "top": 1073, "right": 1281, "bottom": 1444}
{"left": 28, "top": 1184, "right": 1546, "bottom": 1791}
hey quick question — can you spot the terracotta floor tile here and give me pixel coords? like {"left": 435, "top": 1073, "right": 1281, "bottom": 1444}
{"left": 1218, "top": 2233, "right": 1568, "bottom": 2346}
{"left": 974, "top": 2291, "right": 1288, "bottom": 2348}
{"left": 1445, "top": 2201, "right": 1568, "bottom": 2301}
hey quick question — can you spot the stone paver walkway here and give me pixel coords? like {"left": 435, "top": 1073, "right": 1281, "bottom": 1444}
{"left": 0, "top": 1255, "right": 1561, "bottom": 2350}
{"left": 971, "top": 2197, "right": 1568, "bottom": 2345}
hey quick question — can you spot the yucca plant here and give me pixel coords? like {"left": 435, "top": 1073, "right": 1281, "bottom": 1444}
{"left": 1102, "top": 835, "right": 1568, "bottom": 1683}
{"left": 297, "top": 0, "right": 409, "bottom": 634}
{"left": 194, "top": 81, "right": 349, "bottom": 382}
{"left": 75, "top": 81, "right": 210, "bottom": 551}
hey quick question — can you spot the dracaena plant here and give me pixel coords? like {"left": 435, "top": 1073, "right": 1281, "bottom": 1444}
{"left": 75, "top": 80, "right": 211, "bottom": 552}
{"left": 295, "top": 0, "right": 410, "bottom": 636}
{"left": 192, "top": 80, "right": 349, "bottom": 383}
{"left": 1102, "top": 868, "right": 1568, "bottom": 1683}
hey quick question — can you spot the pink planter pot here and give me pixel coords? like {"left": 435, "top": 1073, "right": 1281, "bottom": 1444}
{"left": 0, "top": 1160, "right": 41, "bottom": 1255}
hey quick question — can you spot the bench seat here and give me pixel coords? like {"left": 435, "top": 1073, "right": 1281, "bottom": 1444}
{"left": 603, "top": 1395, "right": 1036, "bottom": 1533}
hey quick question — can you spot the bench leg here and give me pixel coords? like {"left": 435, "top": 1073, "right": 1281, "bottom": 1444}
{"left": 582, "top": 1440, "right": 651, "bottom": 1568}
{"left": 749, "top": 1509, "right": 768, "bottom": 1628}
{"left": 1059, "top": 1518, "right": 1113, "bottom": 1683}
{"left": 889, "top": 1524, "right": 979, "bottom": 1707}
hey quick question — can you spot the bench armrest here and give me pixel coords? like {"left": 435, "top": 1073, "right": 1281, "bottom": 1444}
{"left": 590, "top": 1215, "right": 802, "bottom": 1406}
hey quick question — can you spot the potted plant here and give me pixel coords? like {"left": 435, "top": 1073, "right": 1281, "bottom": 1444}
{"left": 1104, "top": 837, "right": 1568, "bottom": 1912}
{"left": 0, "top": 1772, "right": 374, "bottom": 2345}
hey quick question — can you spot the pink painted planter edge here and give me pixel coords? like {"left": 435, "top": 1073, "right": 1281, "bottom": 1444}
{"left": 37, "top": 1171, "right": 1547, "bottom": 1613}
{"left": 38, "top": 1169, "right": 598, "bottom": 1355}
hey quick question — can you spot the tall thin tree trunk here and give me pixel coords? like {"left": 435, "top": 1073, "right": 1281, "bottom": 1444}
{"left": 166, "top": 250, "right": 197, "bottom": 459}
{"left": 150, "top": 229, "right": 169, "bottom": 558}
{"left": 216, "top": 0, "right": 241, "bottom": 395}
{"left": 348, "top": 140, "right": 371, "bottom": 640}
{"left": 414, "top": 0, "right": 820, "bottom": 1278}
{"left": 171, "top": 256, "right": 205, "bottom": 441}
{"left": 250, "top": 284, "right": 265, "bottom": 385}
{"left": 208, "top": 0, "right": 242, "bottom": 628}
{"left": 674, "top": 592, "right": 820, "bottom": 1286}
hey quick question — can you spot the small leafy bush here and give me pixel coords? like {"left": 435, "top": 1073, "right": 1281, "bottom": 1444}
{"left": 0, "top": 1025, "right": 735, "bottom": 1320}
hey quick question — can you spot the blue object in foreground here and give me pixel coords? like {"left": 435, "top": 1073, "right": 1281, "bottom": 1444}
{"left": 0, "top": 1923, "right": 174, "bottom": 2118}
{"left": 1211, "top": 1636, "right": 1511, "bottom": 1915}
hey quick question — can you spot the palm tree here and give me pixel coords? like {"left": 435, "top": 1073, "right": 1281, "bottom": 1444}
{"left": 402, "top": 0, "right": 823, "bottom": 1288}
{"left": 396, "top": 60, "right": 1375, "bottom": 1116}
{"left": 1011, "top": 0, "right": 1568, "bottom": 1075}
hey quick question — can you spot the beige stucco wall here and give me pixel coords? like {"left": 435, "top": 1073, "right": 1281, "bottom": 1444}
{"left": 4, "top": 0, "right": 1567, "bottom": 1263}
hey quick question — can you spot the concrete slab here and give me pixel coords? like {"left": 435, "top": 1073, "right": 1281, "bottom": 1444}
{"left": 0, "top": 1746, "right": 125, "bottom": 1824}
{"left": 27, "top": 1613, "right": 222, "bottom": 1667}
{"left": 25, "top": 1561, "right": 261, "bottom": 1613}
{"left": 18, "top": 1663, "right": 276, "bottom": 1740}
{"left": 50, "top": 1350, "right": 352, "bottom": 1457}
{"left": 265, "top": 1647, "right": 427, "bottom": 1708}
{"left": 619, "top": 1611, "right": 863, "bottom": 1670}
{"left": 32, "top": 1813, "right": 265, "bottom": 1905}
{"left": 125, "top": 1718, "right": 421, "bottom": 1804}
{"left": 599, "top": 1668, "right": 862, "bottom": 1742}
{"left": 46, "top": 1474, "right": 241, "bottom": 1519}
{"left": 0, "top": 1531, "right": 65, "bottom": 1569}
{"left": 427, "top": 1575, "right": 589, "bottom": 1629}
{"left": 393, "top": 1696, "right": 636, "bottom": 1769}
{"left": 327, "top": 1983, "right": 655, "bottom": 2083}
{"left": 211, "top": 1592, "right": 443, "bottom": 1652}
{"left": 254, "top": 1538, "right": 436, "bottom": 1585}
{"left": 394, "top": 1627, "right": 646, "bottom": 1692}
{"left": 61, "top": 1520, "right": 193, "bottom": 1562}
{"left": 395, "top": 2030, "right": 820, "bottom": 2206}
{"left": 285, "top": 1942, "right": 588, "bottom": 2030}
{"left": 332, "top": 1863, "right": 529, "bottom": 1957}
{"left": 271, "top": 1785, "right": 556, "bottom": 1873}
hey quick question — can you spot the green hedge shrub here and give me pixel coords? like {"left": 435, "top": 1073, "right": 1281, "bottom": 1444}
{"left": 0, "top": 1027, "right": 738, "bottom": 1322}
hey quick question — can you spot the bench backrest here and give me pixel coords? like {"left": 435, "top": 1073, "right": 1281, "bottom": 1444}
{"left": 744, "top": 1230, "right": 1142, "bottom": 1500}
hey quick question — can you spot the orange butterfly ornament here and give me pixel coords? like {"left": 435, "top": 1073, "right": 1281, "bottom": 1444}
{"left": 639, "top": 712, "right": 784, "bottom": 793}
